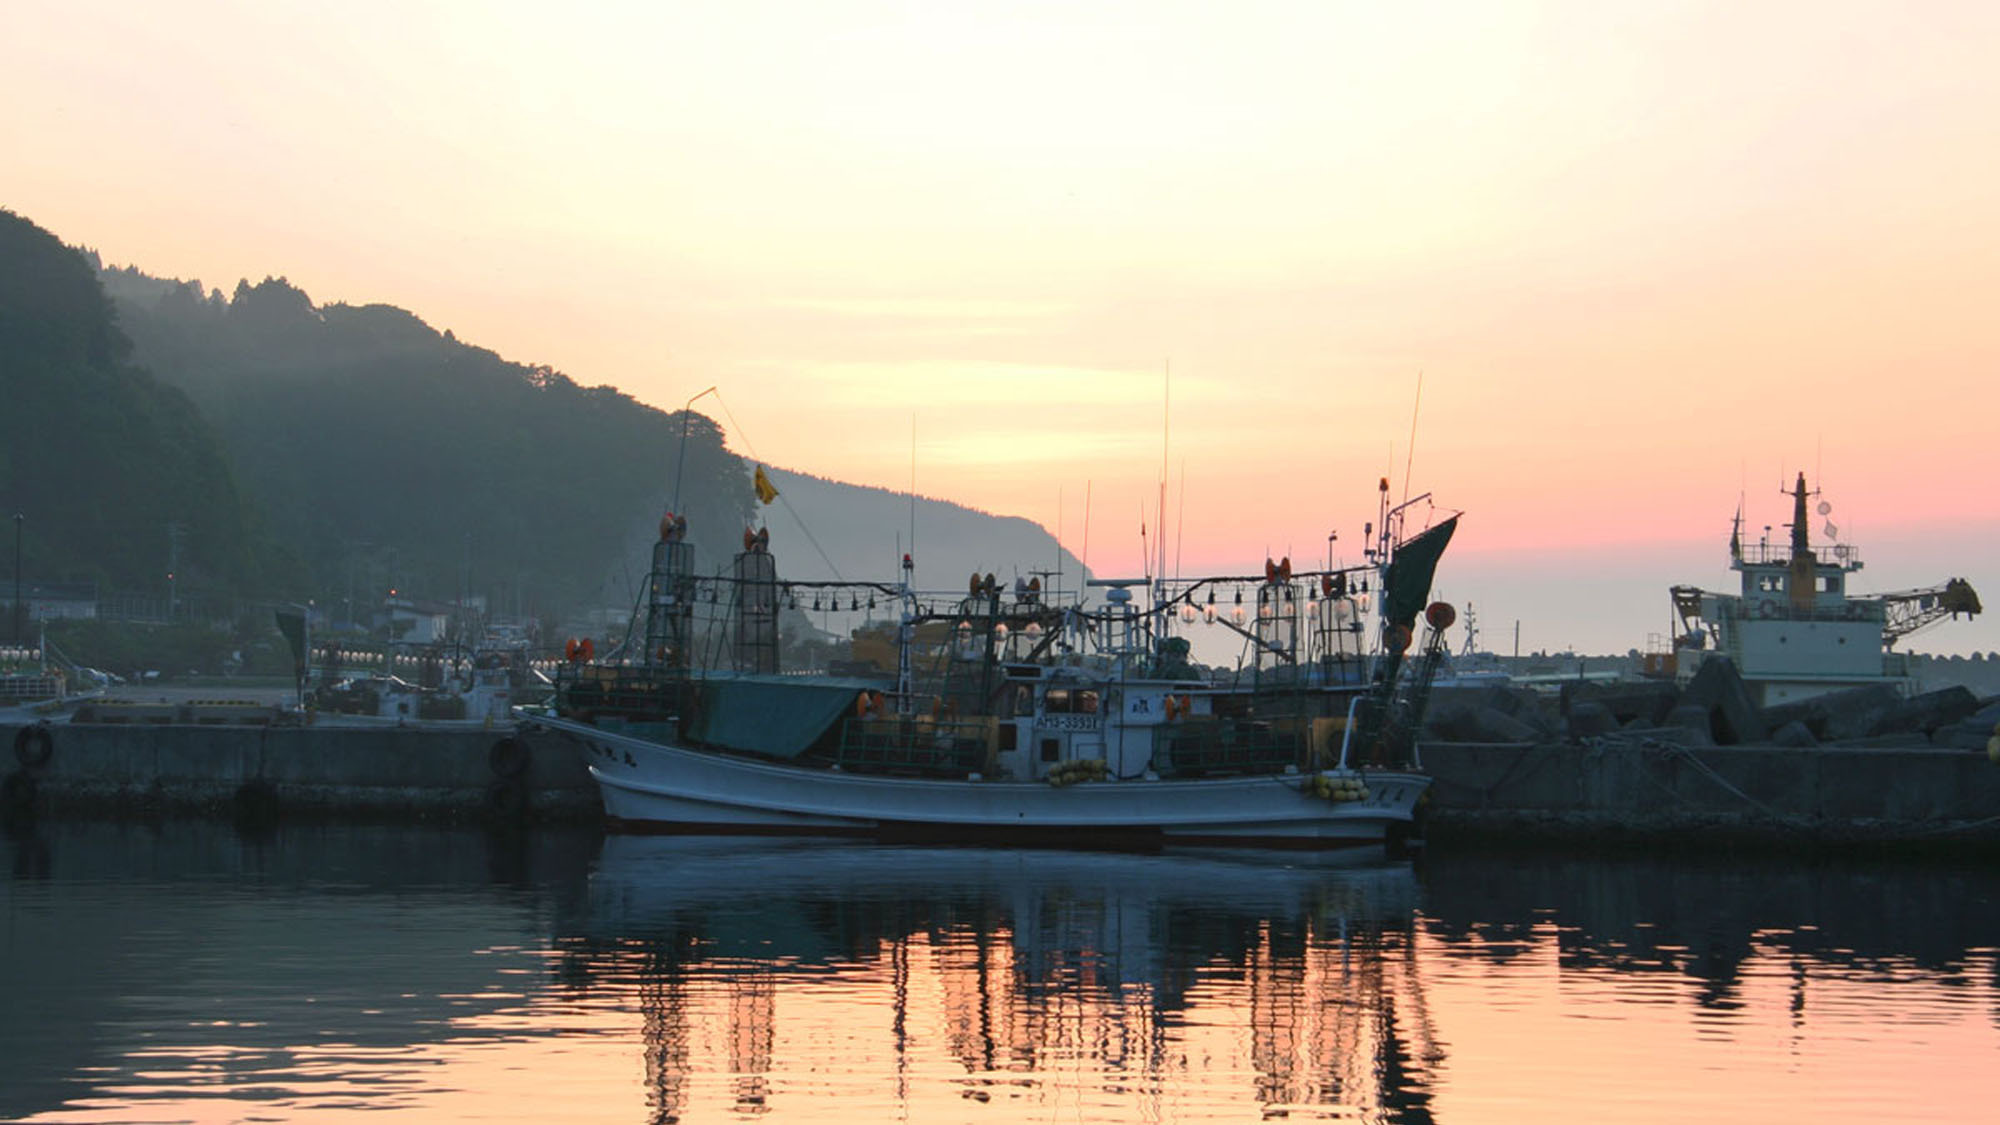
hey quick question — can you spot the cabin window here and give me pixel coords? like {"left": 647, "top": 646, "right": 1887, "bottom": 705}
{"left": 1755, "top": 574, "right": 1785, "bottom": 593}
{"left": 1819, "top": 575, "right": 1840, "bottom": 594}
{"left": 998, "top": 724, "right": 1017, "bottom": 752}
{"left": 1040, "top": 738, "right": 1060, "bottom": 763}
{"left": 1042, "top": 689, "right": 1100, "bottom": 714}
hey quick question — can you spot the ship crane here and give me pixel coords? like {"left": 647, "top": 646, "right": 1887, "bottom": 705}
{"left": 1872, "top": 578, "right": 1982, "bottom": 649}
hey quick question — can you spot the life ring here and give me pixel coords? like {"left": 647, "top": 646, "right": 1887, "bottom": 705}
{"left": 489, "top": 737, "right": 530, "bottom": 777}
{"left": 14, "top": 723, "right": 54, "bottom": 770}
{"left": 1758, "top": 600, "right": 1778, "bottom": 619}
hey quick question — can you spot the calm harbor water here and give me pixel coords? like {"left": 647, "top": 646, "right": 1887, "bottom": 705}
{"left": 2, "top": 821, "right": 1995, "bottom": 1124}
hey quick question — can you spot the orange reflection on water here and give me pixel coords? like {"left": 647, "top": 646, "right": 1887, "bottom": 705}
{"left": 543, "top": 841, "right": 1434, "bottom": 1123}
{"left": 10, "top": 827, "right": 1998, "bottom": 1125}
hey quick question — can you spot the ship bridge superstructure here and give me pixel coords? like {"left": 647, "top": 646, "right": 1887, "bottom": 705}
{"left": 1669, "top": 473, "right": 1980, "bottom": 705}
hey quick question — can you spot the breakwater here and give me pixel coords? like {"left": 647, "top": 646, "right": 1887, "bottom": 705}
{"left": 1420, "top": 739, "right": 2000, "bottom": 852}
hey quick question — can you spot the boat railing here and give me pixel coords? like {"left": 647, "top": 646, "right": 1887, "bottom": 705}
{"left": 555, "top": 667, "right": 687, "bottom": 722}
{"left": 1157, "top": 717, "right": 1321, "bottom": 777}
{"left": 1736, "top": 542, "right": 1862, "bottom": 568}
{"left": 0, "top": 673, "right": 65, "bottom": 704}
{"left": 833, "top": 715, "right": 995, "bottom": 777}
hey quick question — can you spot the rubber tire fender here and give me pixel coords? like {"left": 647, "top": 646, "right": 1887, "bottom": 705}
{"left": 14, "top": 724, "right": 54, "bottom": 770}
{"left": 1, "top": 770, "right": 37, "bottom": 818}
{"left": 488, "top": 736, "right": 530, "bottom": 778}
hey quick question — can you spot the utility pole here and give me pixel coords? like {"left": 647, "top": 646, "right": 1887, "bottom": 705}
{"left": 12, "top": 513, "right": 22, "bottom": 646}
{"left": 166, "top": 521, "right": 186, "bottom": 621}
{"left": 670, "top": 386, "right": 719, "bottom": 519}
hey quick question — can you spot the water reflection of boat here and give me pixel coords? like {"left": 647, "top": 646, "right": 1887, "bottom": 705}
{"left": 560, "top": 836, "right": 1441, "bottom": 1120}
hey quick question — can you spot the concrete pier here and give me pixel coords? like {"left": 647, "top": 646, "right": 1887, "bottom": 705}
{"left": 4, "top": 719, "right": 595, "bottom": 824}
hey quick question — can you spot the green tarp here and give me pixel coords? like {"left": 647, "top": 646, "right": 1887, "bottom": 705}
{"left": 688, "top": 675, "right": 883, "bottom": 759}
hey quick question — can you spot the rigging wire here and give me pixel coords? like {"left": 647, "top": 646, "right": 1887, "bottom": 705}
{"left": 1402, "top": 369, "right": 1423, "bottom": 512}
{"left": 709, "top": 389, "right": 846, "bottom": 582}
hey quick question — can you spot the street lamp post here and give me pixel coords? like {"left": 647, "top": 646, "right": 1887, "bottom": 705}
{"left": 670, "top": 386, "right": 719, "bottom": 518}
{"left": 12, "top": 513, "right": 21, "bottom": 647}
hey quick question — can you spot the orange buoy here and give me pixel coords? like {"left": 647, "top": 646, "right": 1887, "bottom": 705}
{"left": 1386, "top": 624, "right": 1412, "bottom": 654}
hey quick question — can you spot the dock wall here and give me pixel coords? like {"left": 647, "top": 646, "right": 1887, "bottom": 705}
{"left": 8, "top": 721, "right": 1998, "bottom": 850}
{"left": 3, "top": 720, "right": 595, "bottom": 823}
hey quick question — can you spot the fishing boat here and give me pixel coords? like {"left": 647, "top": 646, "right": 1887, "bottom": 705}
{"left": 519, "top": 481, "right": 1459, "bottom": 851}
{"left": 1662, "top": 473, "right": 1981, "bottom": 706}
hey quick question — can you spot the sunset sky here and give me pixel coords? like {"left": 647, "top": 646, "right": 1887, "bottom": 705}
{"left": 7, "top": 0, "right": 1996, "bottom": 655}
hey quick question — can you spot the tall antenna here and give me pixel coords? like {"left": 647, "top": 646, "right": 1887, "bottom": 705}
{"left": 1159, "top": 361, "right": 1170, "bottom": 607}
{"left": 1082, "top": 480, "right": 1093, "bottom": 581}
{"left": 1174, "top": 460, "right": 1187, "bottom": 583}
{"left": 908, "top": 413, "right": 917, "bottom": 579}
{"left": 1139, "top": 501, "right": 1151, "bottom": 584}
{"left": 1402, "top": 369, "right": 1424, "bottom": 510}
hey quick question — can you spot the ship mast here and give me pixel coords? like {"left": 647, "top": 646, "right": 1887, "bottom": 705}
{"left": 1785, "top": 472, "right": 1817, "bottom": 615}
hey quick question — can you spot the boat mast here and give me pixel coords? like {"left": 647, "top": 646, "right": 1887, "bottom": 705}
{"left": 896, "top": 551, "right": 914, "bottom": 717}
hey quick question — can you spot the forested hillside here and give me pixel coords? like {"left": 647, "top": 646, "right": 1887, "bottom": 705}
{"left": 94, "top": 256, "right": 1084, "bottom": 622}
{"left": 99, "top": 268, "right": 752, "bottom": 620}
{"left": 0, "top": 210, "right": 278, "bottom": 599}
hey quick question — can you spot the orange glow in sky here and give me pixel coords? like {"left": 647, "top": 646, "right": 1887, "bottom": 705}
{"left": 7, "top": 1, "right": 1996, "bottom": 654}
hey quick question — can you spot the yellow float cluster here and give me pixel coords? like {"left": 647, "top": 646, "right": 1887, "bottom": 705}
{"left": 1307, "top": 773, "right": 1370, "bottom": 802}
{"left": 1046, "top": 758, "right": 1108, "bottom": 787}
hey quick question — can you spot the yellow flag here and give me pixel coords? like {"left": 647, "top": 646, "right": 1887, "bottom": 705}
{"left": 753, "top": 464, "right": 778, "bottom": 505}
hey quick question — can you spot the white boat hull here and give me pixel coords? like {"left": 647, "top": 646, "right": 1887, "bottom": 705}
{"left": 528, "top": 713, "right": 1429, "bottom": 850}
